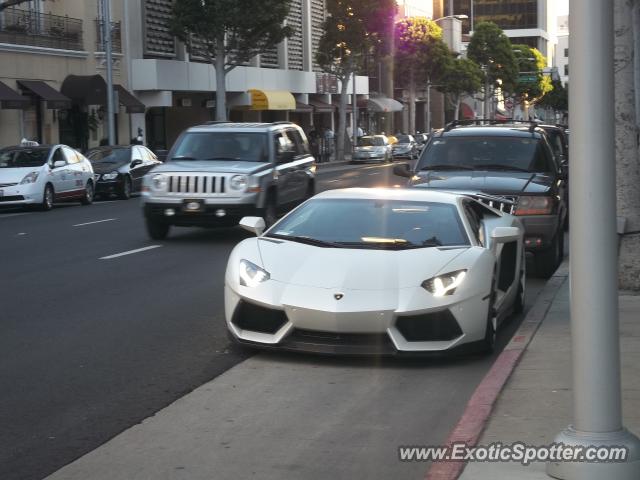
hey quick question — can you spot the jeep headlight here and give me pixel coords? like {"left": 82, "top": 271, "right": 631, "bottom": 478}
{"left": 230, "top": 175, "right": 248, "bottom": 191}
{"left": 101, "top": 171, "right": 119, "bottom": 181}
{"left": 152, "top": 173, "right": 168, "bottom": 190}
{"left": 422, "top": 269, "right": 467, "bottom": 297}
{"left": 239, "top": 259, "right": 270, "bottom": 287}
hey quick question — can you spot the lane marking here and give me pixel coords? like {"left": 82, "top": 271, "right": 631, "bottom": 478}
{"left": 0, "top": 212, "right": 33, "bottom": 219}
{"left": 73, "top": 218, "right": 117, "bottom": 227}
{"left": 100, "top": 245, "right": 162, "bottom": 260}
{"left": 368, "top": 172, "right": 381, "bottom": 176}
{"left": 327, "top": 179, "right": 341, "bottom": 183}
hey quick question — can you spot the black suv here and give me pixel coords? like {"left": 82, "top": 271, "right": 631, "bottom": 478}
{"left": 394, "top": 121, "right": 568, "bottom": 278}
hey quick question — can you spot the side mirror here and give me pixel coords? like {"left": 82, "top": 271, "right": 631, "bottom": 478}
{"left": 131, "top": 159, "right": 143, "bottom": 168}
{"left": 393, "top": 163, "right": 412, "bottom": 178}
{"left": 53, "top": 160, "right": 66, "bottom": 168}
{"left": 239, "top": 216, "right": 266, "bottom": 236}
{"left": 490, "top": 226, "right": 521, "bottom": 243}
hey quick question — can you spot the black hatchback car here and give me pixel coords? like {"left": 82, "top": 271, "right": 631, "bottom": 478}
{"left": 86, "top": 145, "right": 161, "bottom": 199}
{"left": 394, "top": 122, "right": 568, "bottom": 278}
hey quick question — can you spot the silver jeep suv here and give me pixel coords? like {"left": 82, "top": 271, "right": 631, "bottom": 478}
{"left": 141, "top": 122, "right": 316, "bottom": 239}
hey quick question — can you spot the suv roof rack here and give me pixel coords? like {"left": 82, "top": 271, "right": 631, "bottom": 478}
{"left": 443, "top": 118, "right": 540, "bottom": 133}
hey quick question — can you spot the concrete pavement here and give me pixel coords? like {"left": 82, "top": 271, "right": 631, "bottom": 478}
{"left": 455, "top": 272, "right": 640, "bottom": 479}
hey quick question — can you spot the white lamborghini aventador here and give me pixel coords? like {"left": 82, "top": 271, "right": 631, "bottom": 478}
{"left": 224, "top": 188, "right": 526, "bottom": 355}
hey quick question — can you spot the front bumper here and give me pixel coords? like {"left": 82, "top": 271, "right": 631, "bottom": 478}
{"left": 519, "top": 214, "right": 561, "bottom": 250}
{"left": 144, "top": 202, "right": 260, "bottom": 227}
{"left": 392, "top": 149, "right": 413, "bottom": 158}
{"left": 0, "top": 183, "right": 39, "bottom": 206}
{"left": 225, "top": 282, "right": 489, "bottom": 355}
{"left": 95, "top": 178, "right": 123, "bottom": 195}
{"left": 352, "top": 153, "right": 386, "bottom": 162}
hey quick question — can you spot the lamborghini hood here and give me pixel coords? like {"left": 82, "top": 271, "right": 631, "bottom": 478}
{"left": 257, "top": 239, "right": 468, "bottom": 290}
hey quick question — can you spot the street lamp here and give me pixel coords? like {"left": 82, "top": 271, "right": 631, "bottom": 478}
{"left": 432, "top": 14, "right": 468, "bottom": 23}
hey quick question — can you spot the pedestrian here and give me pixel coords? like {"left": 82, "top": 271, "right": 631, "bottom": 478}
{"left": 308, "top": 127, "right": 320, "bottom": 161}
{"left": 323, "top": 126, "right": 334, "bottom": 162}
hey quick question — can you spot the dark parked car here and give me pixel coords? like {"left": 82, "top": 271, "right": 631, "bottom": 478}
{"left": 393, "top": 122, "right": 568, "bottom": 278}
{"left": 391, "top": 134, "right": 418, "bottom": 159}
{"left": 86, "top": 145, "right": 161, "bottom": 199}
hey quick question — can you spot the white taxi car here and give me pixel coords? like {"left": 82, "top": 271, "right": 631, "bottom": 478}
{"left": 0, "top": 142, "right": 95, "bottom": 210}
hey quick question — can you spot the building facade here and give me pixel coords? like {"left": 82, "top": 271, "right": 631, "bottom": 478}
{"left": 450, "top": 0, "right": 557, "bottom": 65}
{"left": 554, "top": 15, "right": 569, "bottom": 86}
{"left": 0, "top": 0, "right": 139, "bottom": 149}
{"left": 125, "top": 0, "right": 377, "bottom": 152}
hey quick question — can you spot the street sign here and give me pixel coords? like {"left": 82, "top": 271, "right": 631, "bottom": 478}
{"left": 518, "top": 74, "right": 537, "bottom": 84}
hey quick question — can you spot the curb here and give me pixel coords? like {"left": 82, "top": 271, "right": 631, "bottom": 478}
{"left": 425, "top": 261, "right": 570, "bottom": 480}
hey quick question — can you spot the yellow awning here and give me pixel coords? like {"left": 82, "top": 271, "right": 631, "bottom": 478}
{"left": 248, "top": 89, "right": 296, "bottom": 111}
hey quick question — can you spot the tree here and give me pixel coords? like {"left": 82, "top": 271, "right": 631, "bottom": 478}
{"left": 394, "top": 17, "right": 450, "bottom": 133}
{"left": 437, "top": 57, "right": 483, "bottom": 120}
{"left": 537, "top": 79, "right": 567, "bottom": 113}
{"left": 512, "top": 44, "right": 553, "bottom": 115}
{"left": 0, "top": 0, "right": 52, "bottom": 11}
{"left": 316, "top": 0, "right": 396, "bottom": 161}
{"left": 467, "top": 22, "right": 518, "bottom": 117}
{"left": 170, "top": 0, "right": 293, "bottom": 121}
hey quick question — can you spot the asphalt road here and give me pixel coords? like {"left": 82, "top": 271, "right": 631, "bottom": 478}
{"left": 0, "top": 161, "right": 547, "bottom": 480}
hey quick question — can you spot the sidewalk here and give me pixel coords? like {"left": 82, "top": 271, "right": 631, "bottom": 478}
{"left": 456, "top": 271, "right": 640, "bottom": 479}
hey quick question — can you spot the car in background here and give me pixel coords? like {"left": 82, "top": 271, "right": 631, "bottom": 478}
{"left": 225, "top": 188, "right": 525, "bottom": 355}
{"left": 141, "top": 122, "right": 316, "bottom": 239}
{"left": 414, "top": 133, "right": 430, "bottom": 152}
{"left": 394, "top": 122, "right": 568, "bottom": 278}
{"left": 0, "top": 143, "right": 95, "bottom": 210}
{"left": 391, "top": 134, "right": 418, "bottom": 160}
{"left": 351, "top": 135, "right": 392, "bottom": 163}
{"left": 87, "top": 145, "right": 161, "bottom": 199}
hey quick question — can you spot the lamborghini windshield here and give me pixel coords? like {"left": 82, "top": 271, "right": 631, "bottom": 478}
{"left": 267, "top": 198, "right": 469, "bottom": 249}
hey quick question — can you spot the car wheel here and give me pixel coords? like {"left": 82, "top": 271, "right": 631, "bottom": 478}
{"left": 263, "top": 196, "right": 278, "bottom": 228}
{"left": 479, "top": 279, "right": 497, "bottom": 354}
{"left": 536, "top": 230, "right": 563, "bottom": 279}
{"left": 119, "top": 176, "right": 132, "bottom": 200}
{"left": 513, "top": 265, "right": 526, "bottom": 314}
{"left": 80, "top": 181, "right": 94, "bottom": 205}
{"left": 41, "top": 184, "right": 54, "bottom": 211}
{"left": 146, "top": 218, "right": 170, "bottom": 240}
{"left": 305, "top": 180, "right": 315, "bottom": 200}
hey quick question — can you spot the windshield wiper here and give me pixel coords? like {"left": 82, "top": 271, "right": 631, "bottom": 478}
{"left": 420, "top": 164, "right": 475, "bottom": 171}
{"left": 473, "top": 164, "right": 531, "bottom": 172}
{"left": 266, "top": 234, "right": 344, "bottom": 248}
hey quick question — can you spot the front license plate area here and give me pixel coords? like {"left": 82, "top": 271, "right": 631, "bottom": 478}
{"left": 182, "top": 199, "right": 205, "bottom": 213}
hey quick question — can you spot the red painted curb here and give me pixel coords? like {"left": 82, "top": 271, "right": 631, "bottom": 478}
{"left": 425, "top": 269, "right": 568, "bottom": 480}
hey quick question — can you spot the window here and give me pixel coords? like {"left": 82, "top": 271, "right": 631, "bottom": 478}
{"left": 268, "top": 199, "right": 470, "bottom": 249}
{"left": 62, "top": 146, "right": 80, "bottom": 164}
{"left": 287, "top": 128, "right": 310, "bottom": 156}
{"left": 564, "top": 48, "right": 569, "bottom": 58}
{"left": 463, "top": 202, "right": 483, "bottom": 245}
{"left": 275, "top": 131, "right": 296, "bottom": 162}
{"left": 170, "top": 132, "right": 269, "bottom": 162}
{"left": 564, "top": 64, "right": 569, "bottom": 76}
{"left": 51, "top": 148, "right": 65, "bottom": 165}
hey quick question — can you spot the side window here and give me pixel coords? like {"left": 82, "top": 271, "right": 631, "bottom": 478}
{"left": 288, "top": 129, "right": 310, "bottom": 156}
{"left": 51, "top": 148, "right": 65, "bottom": 165}
{"left": 62, "top": 147, "right": 79, "bottom": 164}
{"left": 131, "top": 146, "right": 144, "bottom": 161}
{"left": 463, "top": 202, "right": 483, "bottom": 245}
{"left": 274, "top": 131, "right": 295, "bottom": 163}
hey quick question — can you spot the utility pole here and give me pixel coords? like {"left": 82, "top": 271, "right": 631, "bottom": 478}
{"left": 102, "top": 0, "right": 115, "bottom": 146}
{"left": 352, "top": 70, "right": 358, "bottom": 151}
{"left": 547, "top": 0, "right": 640, "bottom": 477}
{"left": 482, "top": 64, "right": 490, "bottom": 120}
{"left": 426, "top": 80, "right": 431, "bottom": 133}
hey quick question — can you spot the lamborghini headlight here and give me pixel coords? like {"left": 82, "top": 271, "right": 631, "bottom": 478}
{"left": 239, "top": 259, "right": 270, "bottom": 287}
{"left": 422, "top": 269, "right": 467, "bottom": 297}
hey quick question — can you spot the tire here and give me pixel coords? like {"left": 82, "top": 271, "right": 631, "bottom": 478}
{"left": 41, "top": 184, "right": 54, "bottom": 211}
{"left": 513, "top": 267, "right": 526, "bottom": 314}
{"left": 119, "top": 176, "right": 132, "bottom": 200}
{"left": 305, "top": 180, "right": 315, "bottom": 200}
{"left": 80, "top": 181, "right": 94, "bottom": 205}
{"left": 536, "top": 230, "right": 563, "bottom": 279}
{"left": 146, "top": 218, "right": 170, "bottom": 240}
{"left": 263, "top": 196, "right": 278, "bottom": 228}
{"left": 479, "top": 283, "right": 497, "bottom": 354}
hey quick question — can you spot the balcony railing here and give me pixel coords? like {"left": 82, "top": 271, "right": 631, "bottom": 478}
{"left": 0, "top": 9, "right": 83, "bottom": 51}
{"left": 95, "top": 19, "right": 121, "bottom": 53}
